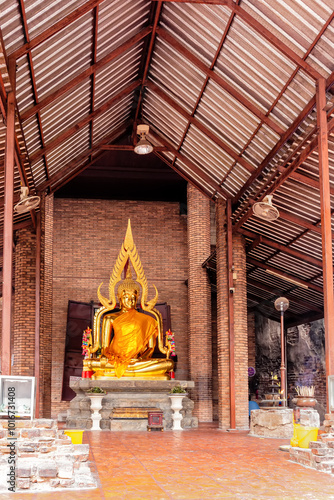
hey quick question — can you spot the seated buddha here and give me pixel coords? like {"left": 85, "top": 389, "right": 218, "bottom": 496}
{"left": 83, "top": 220, "right": 174, "bottom": 380}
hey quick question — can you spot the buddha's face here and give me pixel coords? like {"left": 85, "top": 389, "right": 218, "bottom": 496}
{"left": 119, "top": 289, "right": 138, "bottom": 310}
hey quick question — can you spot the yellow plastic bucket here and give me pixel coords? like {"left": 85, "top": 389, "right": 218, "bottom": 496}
{"left": 64, "top": 429, "right": 84, "bottom": 444}
{"left": 290, "top": 423, "right": 300, "bottom": 447}
{"left": 296, "top": 426, "right": 318, "bottom": 449}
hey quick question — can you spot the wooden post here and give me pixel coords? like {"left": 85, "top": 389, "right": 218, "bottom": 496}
{"left": 227, "top": 199, "right": 236, "bottom": 429}
{"left": 1, "top": 59, "right": 16, "bottom": 375}
{"left": 316, "top": 77, "right": 334, "bottom": 411}
{"left": 34, "top": 213, "right": 41, "bottom": 417}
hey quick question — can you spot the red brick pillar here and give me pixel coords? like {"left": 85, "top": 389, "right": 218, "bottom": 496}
{"left": 248, "top": 312, "right": 256, "bottom": 376}
{"left": 40, "top": 193, "right": 54, "bottom": 417}
{"left": 233, "top": 233, "right": 248, "bottom": 428}
{"left": 216, "top": 199, "right": 230, "bottom": 428}
{"left": 12, "top": 226, "right": 36, "bottom": 376}
{"left": 187, "top": 184, "right": 212, "bottom": 422}
{"left": 216, "top": 201, "right": 248, "bottom": 429}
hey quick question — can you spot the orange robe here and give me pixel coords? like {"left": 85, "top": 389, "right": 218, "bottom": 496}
{"left": 106, "top": 309, "right": 158, "bottom": 377}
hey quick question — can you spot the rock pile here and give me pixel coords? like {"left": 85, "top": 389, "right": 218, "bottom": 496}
{"left": 0, "top": 419, "right": 97, "bottom": 492}
{"left": 289, "top": 414, "right": 334, "bottom": 474}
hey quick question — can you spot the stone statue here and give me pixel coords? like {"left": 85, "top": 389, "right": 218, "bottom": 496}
{"left": 83, "top": 220, "right": 174, "bottom": 379}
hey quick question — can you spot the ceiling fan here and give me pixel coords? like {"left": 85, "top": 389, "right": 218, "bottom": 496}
{"left": 14, "top": 187, "right": 40, "bottom": 214}
{"left": 252, "top": 195, "right": 279, "bottom": 221}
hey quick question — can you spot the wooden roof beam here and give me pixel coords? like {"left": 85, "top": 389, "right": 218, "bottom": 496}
{"left": 171, "top": 3, "right": 238, "bottom": 171}
{"left": 234, "top": 4, "right": 322, "bottom": 81}
{"left": 149, "top": 128, "right": 229, "bottom": 198}
{"left": 133, "top": 2, "right": 162, "bottom": 141}
{"left": 277, "top": 208, "right": 322, "bottom": 236}
{"left": 233, "top": 118, "right": 334, "bottom": 232}
{"left": 154, "top": 151, "right": 213, "bottom": 200}
{"left": 147, "top": 81, "right": 256, "bottom": 174}
{"left": 247, "top": 278, "right": 323, "bottom": 313}
{"left": 11, "top": 0, "right": 106, "bottom": 60}
{"left": 240, "top": 227, "right": 324, "bottom": 269}
{"left": 18, "top": 0, "right": 50, "bottom": 181}
{"left": 20, "top": 27, "right": 152, "bottom": 123}
{"left": 156, "top": 26, "right": 284, "bottom": 136}
{"left": 38, "top": 121, "right": 133, "bottom": 192}
{"left": 247, "top": 257, "right": 323, "bottom": 293}
{"left": 29, "top": 80, "right": 140, "bottom": 164}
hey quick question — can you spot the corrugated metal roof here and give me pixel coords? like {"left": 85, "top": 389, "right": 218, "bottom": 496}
{"left": 1, "top": 0, "right": 334, "bottom": 323}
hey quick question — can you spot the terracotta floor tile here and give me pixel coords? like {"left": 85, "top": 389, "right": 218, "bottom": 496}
{"left": 4, "top": 425, "right": 334, "bottom": 499}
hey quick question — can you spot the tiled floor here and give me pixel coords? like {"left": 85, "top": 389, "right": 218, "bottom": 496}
{"left": 3, "top": 423, "right": 334, "bottom": 499}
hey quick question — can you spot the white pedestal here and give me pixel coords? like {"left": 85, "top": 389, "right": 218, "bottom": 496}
{"left": 88, "top": 395, "right": 104, "bottom": 430}
{"left": 169, "top": 395, "right": 186, "bottom": 430}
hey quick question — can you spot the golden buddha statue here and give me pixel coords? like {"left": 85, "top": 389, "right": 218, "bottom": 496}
{"left": 83, "top": 220, "right": 174, "bottom": 379}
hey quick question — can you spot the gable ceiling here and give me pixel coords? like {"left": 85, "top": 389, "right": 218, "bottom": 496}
{"left": 1, "top": 0, "right": 334, "bottom": 325}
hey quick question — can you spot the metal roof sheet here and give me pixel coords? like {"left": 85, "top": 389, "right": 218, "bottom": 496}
{"left": 1, "top": 0, "right": 333, "bottom": 323}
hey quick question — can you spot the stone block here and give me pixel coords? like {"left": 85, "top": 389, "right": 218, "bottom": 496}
{"left": 54, "top": 437, "right": 72, "bottom": 446}
{"left": 20, "top": 428, "right": 41, "bottom": 439}
{"left": 320, "top": 436, "right": 334, "bottom": 444}
{"left": 250, "top": 409, "right": 293, "bottom": 438}
{"left": 50, "top": 479, "right": 60, "bottom": 488}
{"left": 16, "top": 478, "right": 30, "bottom": 489}
{"left": 316, "top": 461, "right": 334, "bottom": 472}
{"left": 38, "top": 461, "right": 58, "bottom": 478}
{"left": 73, "top": 444, "right": 89, "bottom": 462}
{"left": 38, "top": 437, "right": 54, "bottom": 444}
{"left": 299, "top": 409, "right": 320, "bottom": 428}
{"left": 314, "top": 455, "right": 334, "bottom": 463}
{"left": 40, "top": 429, "right": 57, "bottom": 438}
{"left": 0, "top": 430, "right": 6, "bottom": 439}
{"left": 16, "top": 460, "right": 32, "bottom": 477}
{"left": 79, "top": 401, "right": 91, "bottom": 410}
{"left": 57, "top": 461, "right": 74, "bottom": 479}
{"left": 18, "top": 442, "right": 37, "bottom": 453}
{"left": 59, "top": 478, "right": 75, "bottom": 487}
{"left": 75, "top": 474, "right": 97, "bottom": 488}
{"left": 55, "top": 444, "right": 74, "bottom": 455}
{"left": 100, "top": 419, "right": 110, "bottom": 429}
{"left": 34, "top": 419, "right": 55, "bottom": 429}
{"left": 39, "top": 446, "right": 56, "bottom": 454}
{"left": 325, "top": 414, "right": 334, "bottom": 421}
{"left": 311, "top": 448, "right": 329, "bottom": 456}
{"left": 309, "top": 441, "right": 326, "bottom": 449}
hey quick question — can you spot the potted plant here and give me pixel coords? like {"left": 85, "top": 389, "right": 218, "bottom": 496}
{"left": 168, "top": 386, "right": 187, "bottom": 430}
{"left": 85, "top": 387, "right": 106, "bottom": 430}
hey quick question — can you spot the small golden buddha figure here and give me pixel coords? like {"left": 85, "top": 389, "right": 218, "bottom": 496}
{"left": 83, "top": 220, "right": 174, "bottom": 379}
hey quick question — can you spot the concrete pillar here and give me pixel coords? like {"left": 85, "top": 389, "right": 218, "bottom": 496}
{"left": 216, "top": 200, "right": 248, "bottom": 429}
{"left": 187, "top": 184, "right": 212, "bottom": 421}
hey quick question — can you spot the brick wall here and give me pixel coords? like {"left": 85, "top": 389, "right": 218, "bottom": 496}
{"left": 12, "top": 227, "right": 36, "bottom": 377}
{"left": 51, "top": 198, "right": 188, "bottom": 418}
{"left": 187, "top": 184, "right": 212, "bottom": 422}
